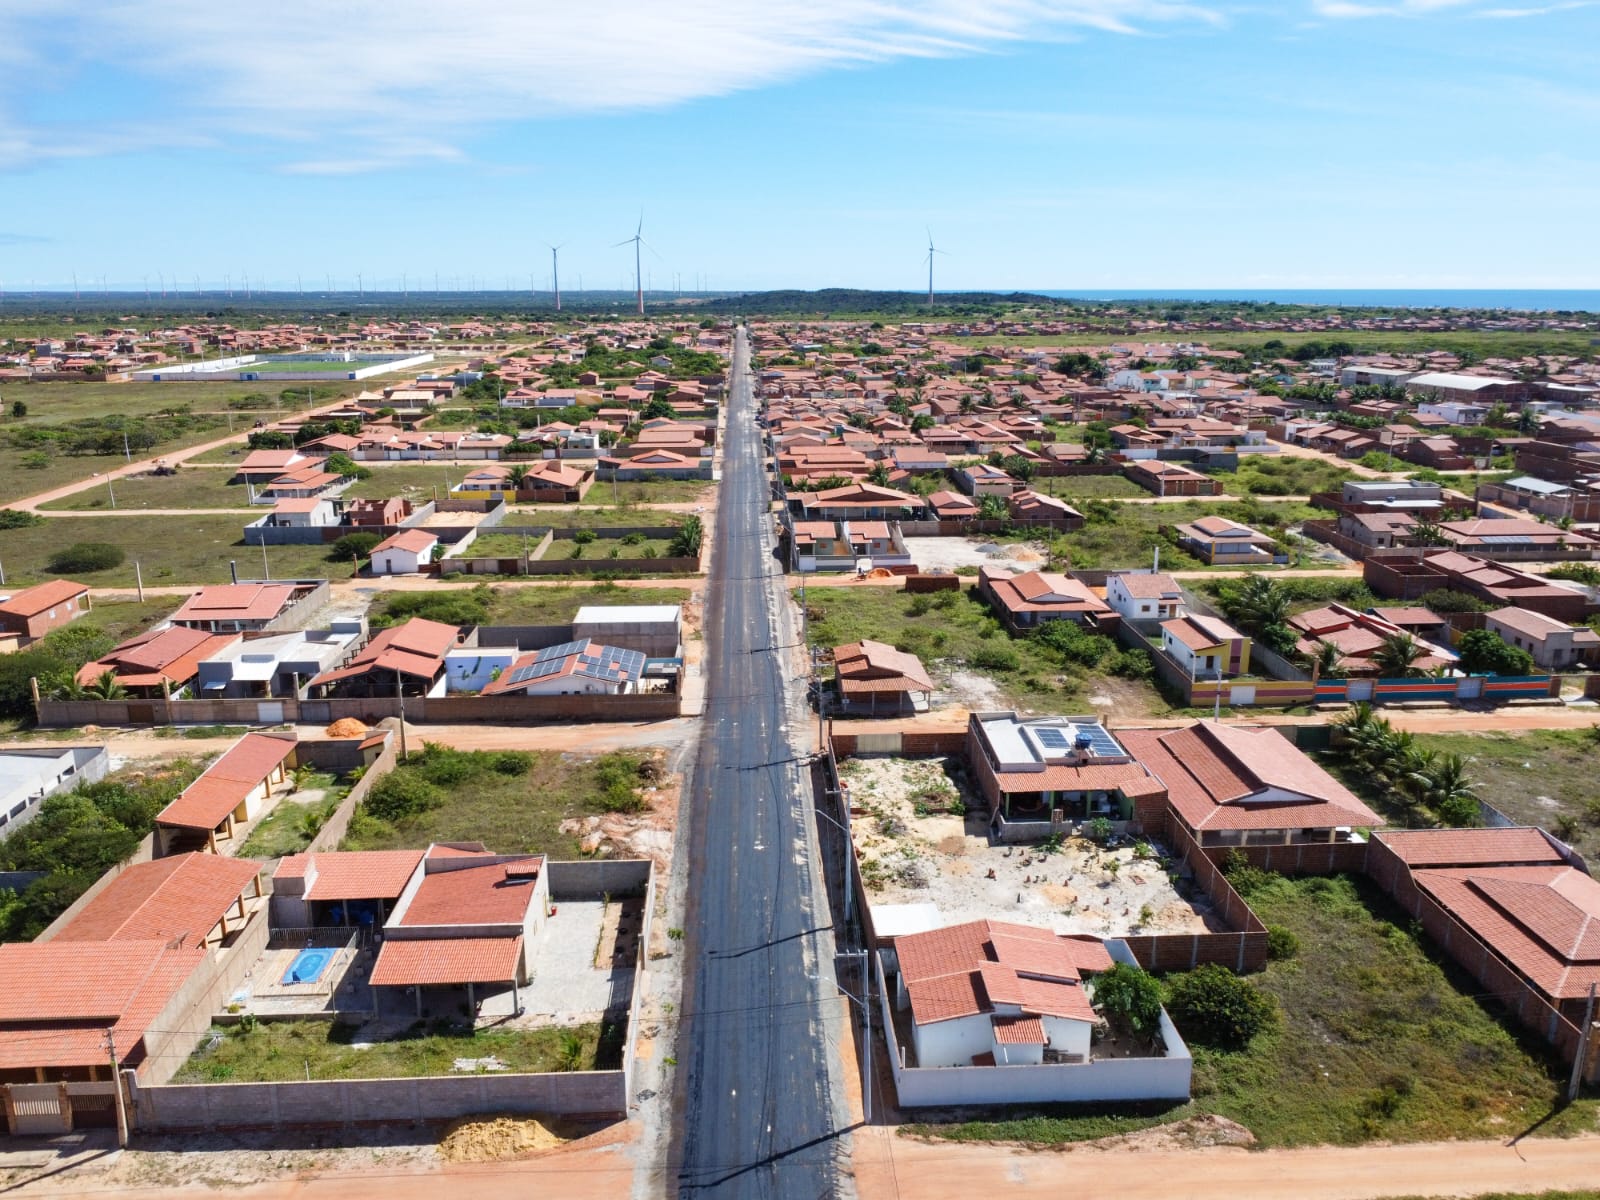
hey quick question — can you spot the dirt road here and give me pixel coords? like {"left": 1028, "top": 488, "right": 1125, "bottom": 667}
{"left": 851, "top": 1128, "right": 1600, "bottom": 1200}
{"left": 20, "top": 719, "right": 703, "bottom": 762}
{"left": 833, "top": 704, "right": 1600, "bottom": 738}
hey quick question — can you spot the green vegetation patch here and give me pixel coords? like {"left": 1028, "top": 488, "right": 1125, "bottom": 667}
{"left": 799, "top": 584, "right": 1157, "bottom": 713}
{"left": 341, "top": 745, "right": 663, "bottom": 856}
{"left": 1407, "top": 729, "right": 1600, "bottom": 851}
{"left": 0, "top": 757, "right": 208, "bottom": 940}
{"left": 176, "top": 1018, "right": 611, "bottom": 1082}
{"left": 910, "top": 875, "right": 1595, "bottom": 1149}
{"left": 0, "top": 513, "right": 358, "bottom": 587}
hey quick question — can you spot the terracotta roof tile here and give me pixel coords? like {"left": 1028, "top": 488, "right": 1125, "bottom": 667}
{"left": 370, "top": 935, "right": 524, "bottom": 986}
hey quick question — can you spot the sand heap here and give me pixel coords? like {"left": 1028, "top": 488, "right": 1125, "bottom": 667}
{"left": 437, "top": 1115, "right": 570, "bottom": 1162}
{"left": 324, "top": 718, "right": 368, "bottom": 738}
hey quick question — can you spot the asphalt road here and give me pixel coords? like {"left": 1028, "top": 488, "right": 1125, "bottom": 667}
{"left": 670, "top": 328, "right": 844, "bottom": 1197}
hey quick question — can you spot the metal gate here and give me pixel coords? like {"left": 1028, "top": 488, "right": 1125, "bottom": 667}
{"left": 67, "top": 1090, "right": 118, "bottom": 1128}
{"left": 1229, "top": 684, "right": 1256, "bottom": 706}
{"left": 1457, "top": 676, "right": 1484, "bottom": 700}
{"left": 1346, "top": 679, "right": 1374, "bottom": 702}
{"left": 8, "top": 1084, "right": 70, "bottom": 1136}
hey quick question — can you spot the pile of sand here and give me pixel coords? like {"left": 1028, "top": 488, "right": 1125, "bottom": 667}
{"left": 437, "top": 1115, "right": 570, "bottom": 1162}
{"left": 324, "top": 718, "right": 368, "bottom": 738}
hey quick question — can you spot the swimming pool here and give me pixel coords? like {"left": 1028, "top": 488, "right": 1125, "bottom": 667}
{"left": 281, "top": 946, "right": 335, "bottom": 985}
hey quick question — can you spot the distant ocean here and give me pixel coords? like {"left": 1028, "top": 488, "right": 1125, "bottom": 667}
{"left": 1032, "top": 289, "right": 1600, "bottom": 313}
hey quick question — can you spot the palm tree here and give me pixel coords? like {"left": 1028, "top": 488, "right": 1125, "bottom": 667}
{"left": 1398, "top": 745, "right": 1439, "bottom": 827}
{"left": 48, "top": 672, "right": 88, "bottom": 701}
{"left": 1423, "top": 753, "right": 1479, "bottom": 825}
{"left": 84, "top": 670, "right": 127, "bottom": 700}
{"left": 507, "top": 463, "right": 531, "bottom": 490}
{"left": 1373, "top": 632, "right": 1425, "bottom": 678}
{"left": 1308, "top": 639, "right": 1343, "bottom": 678}
{"left": 1234, "top": 575, "right": 1288, "bottom": 630}
{"left": 1409, "top": 520, "right": 1448, "bottom": 548}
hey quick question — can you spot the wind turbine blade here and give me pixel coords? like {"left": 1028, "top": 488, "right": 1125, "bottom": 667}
{"left": 611, "top": 237, "right": 635, "bottom": 248}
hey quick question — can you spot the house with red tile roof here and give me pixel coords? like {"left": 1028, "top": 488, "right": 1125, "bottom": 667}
{"left": 891, "top": 919, "right": 1112, "bottom": 1068}
{"left": 308, "top": 617, "right": 461, "bottom": 698}
{"left": 1123, "top": 459, "right": 1221, "bottom": 497}
{"left": 55, "top": 853, "right": 264, "bottom": 948}
{"left": 1172, "top": 515, "right": 1278, "bottom": 565}
{"left": 1289, "top": 603, "right": 1457, "bottom": 676}
{"left": 1105, "top": 572, "right": 1186, "bottom": 622}
{"left": 154, "top": 732, "right": 296, "bottom": 854}
{"left": 370, "top": 846, "right": 550, "bottom": 1017}
{"left": 966, "top": 712, "right": 1164, "bottom": 833}
{"left": 370, "top": 528, "right": 439, "bottom": 575}
{"left": 1370, "top": 828, "right": 1600, "bottom": 1038}
{"left": 0, "top": 579, "right": 91, "bottom": 647}
{"left": 170, "top": 581, "right": 328, "bottom": 632}
{"left": 76, "top": 625, "right": 241, "bottom": 697}
{"left": 1117, "top": 722, "right": 1380, "bottom": 848}
{"left": 978, "top": 567, "right": 1114, "bottom": 633}
{"left": 831, "top": 640, "right": 934, "bottom": 716}
{"left": 1159, "top": 613, "right": 1252, "bottom": 679}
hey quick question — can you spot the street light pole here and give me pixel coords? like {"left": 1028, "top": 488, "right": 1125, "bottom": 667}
{"left": 837, "top": 949, "right": 872, "bottom": 1124}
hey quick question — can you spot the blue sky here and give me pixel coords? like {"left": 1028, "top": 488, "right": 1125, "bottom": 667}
{"left": 1, "top": 0, "right": 1597, "bottom": 292}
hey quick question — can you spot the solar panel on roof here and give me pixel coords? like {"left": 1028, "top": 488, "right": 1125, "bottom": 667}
{"left": 1033, "top": 727, "right": 1070, "bottom": 750}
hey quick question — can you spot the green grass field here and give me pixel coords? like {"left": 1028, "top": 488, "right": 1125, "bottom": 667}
{"left": 176, "top": 1019, "right": 609, "bottom": 1082}
{"left": 367, "top": 582, "right": 692, "bottom": 628}
{"left": 507, "top": 504, "right": 690, "bottom": 529}
{"left": 0, "top": 513, "right": 358, "bottom": 586}
{"left": 74, "top": 598, "right": 179, "bottom": 643}
{"left": 798, "top": 583, "right": 1165, "bottom": 714}
{"left": 910, "top": 874, "right": 1596, "bottom": 1149}
{"left": 1410, "top": 730, "right": 1600, "bottom": 850}
{"left": 39, "top": 466, "right": 258, "bottom": 511}
{"left": 538, "top": 536, "right": 678, "bottom": 562}
{"left": 339, "top": 464, "right": 462, "bottom": 501}
{"left": 583, "top": 479, "right": 713, "bottom": 506}
{"left": 340, "top": 748, "right": 660, "bottom": 857}
{"left": 1046, "top": 474, "right": 1147, "bottom": 500}
{"left": 1206, "top": 455, "right": 1355, "bottom": 497}
{"left": 1054, "top": 498, "right": 1319, "bottom": 571}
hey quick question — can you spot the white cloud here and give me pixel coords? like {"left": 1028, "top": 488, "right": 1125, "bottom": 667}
{"left": 0, "top": 1, "right": 1219, "bottom": 169}
{"left": 1310, "top": 0, "right": 1585, "bottom": 13}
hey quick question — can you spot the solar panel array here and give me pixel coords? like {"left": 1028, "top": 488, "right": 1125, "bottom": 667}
{"left": 1026, "top": 720, "right": 1126, "bottom": 761}
{"left": 505, "top": 639, "right": 646, "bottom": 687}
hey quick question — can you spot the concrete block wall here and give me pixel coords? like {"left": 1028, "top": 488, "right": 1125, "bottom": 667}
{"left": 132, "top": 1069, "right": 627, "bottom": 1131}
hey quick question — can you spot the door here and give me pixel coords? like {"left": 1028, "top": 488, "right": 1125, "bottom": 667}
{"left": 1346, "top": 679, "right": 1374, "bottom": 702}
{"left": 257, "top": 701, "right": 285, "bottom": 724}
{"left": 1457, "top": 676, "right": 1483, "bottom": 701}
{"left": 1229, "top": 684, "right": 1256, "bottom": 707}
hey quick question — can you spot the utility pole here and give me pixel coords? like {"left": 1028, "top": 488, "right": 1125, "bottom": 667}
{"left": 1569, "top": 981, "right": 1597, "bottom": 1102}
{"left": 105, "top": 1030, "right": 129, "bottom": 1147}
{"left": 134, "top": 560, "right": 144, "bottom": 602}
{"left": 395, "top": 668, "right": 408, "bottom": 757}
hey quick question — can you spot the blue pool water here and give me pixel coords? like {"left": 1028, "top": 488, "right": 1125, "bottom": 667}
{"left": 281, "top": 947, "right": 334, "bottom": 985}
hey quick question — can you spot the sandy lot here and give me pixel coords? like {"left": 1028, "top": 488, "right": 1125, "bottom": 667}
{"left": 904, "top": 536, "right": 1050, "bottom": 573}
{"left": 840, "top": 756, "right": 1223, "bottom": 938}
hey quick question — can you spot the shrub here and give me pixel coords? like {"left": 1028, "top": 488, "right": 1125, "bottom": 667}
{"left": 48, "top": 542, "right": 124, "bottom": 573}
{"left": 20, "top": 450, "right": 50, "bottom": 469}
{"left": 1266, "top": 925, "right": 1300, "bottom": 961}
{"left": 593, "top": 752, "right": 650, "bottom": 813}
{"left": 363, "top": 772, "right": 443, "bottom": 823}
{"left": 971, "top": 645, "right": 1020, "bottom": 671}
{"left": 0, "top": 508, "right": 42, "bottom": 528}
{"left": 1221, "top": 849, "right": 1274, "bottom": 898}
{"left": 372, "top": 586, "right": 492, "bottom": 629}
{"left": 1165, "top": 964, "right": 1277, "bottom": 1049}
{"left": 1084, "top": 816, "right": 1114, "bottom": 844}
{"left": 1091, "top": 962, "right": 1164, "bottom": 1036}
{"left": 490, "top": 751, "right": 533, "bottom": 776}
{"left": 329, "top": 532, "right": 381, "bottom": 561}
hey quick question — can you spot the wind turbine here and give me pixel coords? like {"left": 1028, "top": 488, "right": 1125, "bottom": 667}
{"left": 924, "top": 229, "right": 947, "bottom": 306}
{"left": 548, "top": 244, "right": 564, "bottom": 312}
{"left": 613, "top": 216, "right": 650, "bottom": 316}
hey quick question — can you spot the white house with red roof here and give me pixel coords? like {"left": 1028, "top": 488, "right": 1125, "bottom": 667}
{"left": 370, "top": 528, "right": 439, "bottom": 575}
{"left": 879, "top": 919, "right": 1193, "bottom": 1106}
{"left": 893, "top": 919, "right": 1111, "bottom": 1068}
